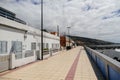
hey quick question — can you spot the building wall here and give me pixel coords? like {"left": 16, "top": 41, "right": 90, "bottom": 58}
{"left": 50, "top": 32, "right": 58, "bottom": 36}
{"left": 60, "top": 36, "right": 74, "bottom": 48}
{"left": 0, "top": 16, "right": 60, "bottom": 71}
{"left": 60, "top": 36, "right": 66, "bottom": 47}
{"left": 0, "top": 16, "right": 60, "bottom": 53}
{"left": 0, "top": 25, "right": 24, "bottom": 54}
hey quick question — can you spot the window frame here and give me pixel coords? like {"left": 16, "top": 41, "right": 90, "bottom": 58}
{"left": 31, "top": 42, "right": 36, "bottom": 50}
{"left": 0, "top": 41, "right": 7, "bottom": 54}
{"left": 12, "top": 41, "right": 22, "bottom": 53}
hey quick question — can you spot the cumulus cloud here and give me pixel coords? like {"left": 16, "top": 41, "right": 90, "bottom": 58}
{"left": 0, "top": 0, "right": 120, "bottom": 43}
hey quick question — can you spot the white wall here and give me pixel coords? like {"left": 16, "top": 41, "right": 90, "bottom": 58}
{"left": 0, "top": 16, "right": 60, "bottom": 69}
{"left": 0, "top": 25, "right": 24, "bottom": 54}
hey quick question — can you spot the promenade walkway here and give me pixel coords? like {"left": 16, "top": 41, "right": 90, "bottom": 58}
{"left": 0, "top": 46, "right": 104, "bottom": 80}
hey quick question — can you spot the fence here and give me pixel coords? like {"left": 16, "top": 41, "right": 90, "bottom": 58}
{"left": 10, "top": 51, "right": 36, "bottom": 69}
{"left": 0, "top": 55, "right": 9, "bottom": 72}
{"left": 84, "top": 46, "right": 120, "bottom": 80}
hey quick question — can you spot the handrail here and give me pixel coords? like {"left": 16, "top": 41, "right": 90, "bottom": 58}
{"left": 85, "top": 46, "right": 120, "bottom": 71}
{"left": 85, "top": 46, "right": 120, "bottom": 80}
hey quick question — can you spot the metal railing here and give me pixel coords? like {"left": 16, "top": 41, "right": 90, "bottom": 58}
{"left": 0, "top": 55, "right": 9, "bottom": 72}
{"left": 15, "top": 53, "right": 22, "bottom": 59}
{"left": 84, "top": 46, "right": 120, "bottom": 80}
{"left": 24, "top": 50, "right": 34, "bottom": 57}
{"left": 43, "top": 50, "right": 49, "bottom": 55}
{"left": 0, "top": 12, "right": 26, "bottom": 25}
{"left": 52, "top": 49, "right": 59, "bottom": 53}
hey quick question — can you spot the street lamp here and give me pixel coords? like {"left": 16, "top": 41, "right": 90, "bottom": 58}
{"left": 41, "top": 0, "right": 43, "bottom": 60}
{"left": 67, "top": 27, "right": 71, "bottom": 46}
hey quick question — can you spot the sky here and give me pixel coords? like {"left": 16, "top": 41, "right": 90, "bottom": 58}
{"left": 0, "top": 0, "right": 120, "bottom": 43}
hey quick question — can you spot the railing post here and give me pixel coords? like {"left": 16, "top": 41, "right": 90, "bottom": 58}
{"left": 105, "top": 64, "right": 109, "bottom": 80}
{"left": 38, "top": 50, "right": 41, "bottom": 60}
{"left": 33, "top": 50, "right": 36, "bottom": 60}
{"left": 50, "top": 49, "right": 52, "bottom": 56}
{"left": 9, "top": 53, "right": 15, "bottom": 69}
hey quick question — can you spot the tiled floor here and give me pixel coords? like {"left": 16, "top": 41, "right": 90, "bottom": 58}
{"left": 0, "top": 46, "right": 104, "bottom": 80}
{"left": 74, "top": 48, "right": 105, "bottom": 80}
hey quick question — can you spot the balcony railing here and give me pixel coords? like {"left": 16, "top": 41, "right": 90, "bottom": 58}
{"left": 15, "top": 52, "right": 22, "bottom": 59}
{"left": 24, "top": 50, "right": 34, "bottom": 57}
{"left": 0, "top": 12, "right": 26, "bottom": 25}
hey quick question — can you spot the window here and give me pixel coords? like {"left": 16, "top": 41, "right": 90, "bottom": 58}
{"left": 31, "top": 42, "right": 36, "bottom": 50}
{"left": 46, "top": 43, "right": 49, "bottom": 48}
{"left": 43, "top": 43, "right": 46, "bottom": 48}
{"left": 12, "top": 41, "right": 22, "bottom": 53}
{"left": 38, "top": 43, "right": 41, "bottom": 49}
{"left": 56, "top": 44, "right": 57, "bottom": 48}
{"left": 52, "top": 44, "right": 54, "bottom": 48}
{"left": 0, "top": 41, "right": 7, "bottom": 54}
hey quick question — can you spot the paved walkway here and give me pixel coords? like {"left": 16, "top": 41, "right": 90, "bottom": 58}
{"left": 0, "top": 46, "right": 104, "bottom": 80}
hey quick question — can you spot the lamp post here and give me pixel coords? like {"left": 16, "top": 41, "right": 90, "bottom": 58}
{"left": 41, "top": 0, "right": 43, "bottom": 60}
{"left": 67, "top": 27, "right": 71, "bottom": 46}
{"left": 57, "top": 25, "right": 59, "bottom": 36}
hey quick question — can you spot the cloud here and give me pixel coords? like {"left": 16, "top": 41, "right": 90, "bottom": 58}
{"left": 102, "top": 9, "right": 120, "bottom": 20}
{"left": 0, "top": 0, "right": 41, "bottom": 28}
{"left": 0, "top": 0, "right": 120, "bottom": 43}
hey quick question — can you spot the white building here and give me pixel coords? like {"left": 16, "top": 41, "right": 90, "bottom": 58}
{"left": 0, "top": 7, "right": 60, "bottom": 72}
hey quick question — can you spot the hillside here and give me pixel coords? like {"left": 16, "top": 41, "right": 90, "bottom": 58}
{"left": 69, "top": 36, "right": 114, "bottom": 45}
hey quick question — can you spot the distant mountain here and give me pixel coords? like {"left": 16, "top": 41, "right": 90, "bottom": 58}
{"left": 69, "top": 36, "right": 115, "bottom": 45}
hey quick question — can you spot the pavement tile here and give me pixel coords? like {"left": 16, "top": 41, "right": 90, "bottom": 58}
{"left": 0, "top": 46, "right": 105, "bottom": 80}
{"left": 74, "top": 49, "right": 105, "bottom": 80}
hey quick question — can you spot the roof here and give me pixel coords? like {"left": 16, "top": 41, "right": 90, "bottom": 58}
{"left": 0, "top": 7, "right": 15, "bottom": 16}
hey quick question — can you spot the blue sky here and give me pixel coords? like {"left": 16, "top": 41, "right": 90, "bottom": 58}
{"left": 0, "top": 0, "right": 120, "bottom": 43}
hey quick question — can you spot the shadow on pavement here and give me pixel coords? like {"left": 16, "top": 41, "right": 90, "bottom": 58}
{"left": 85, "top": 49, "right": 105, "bottom": 80}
